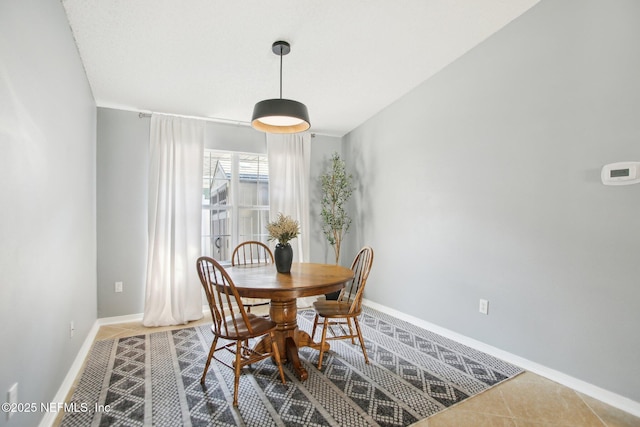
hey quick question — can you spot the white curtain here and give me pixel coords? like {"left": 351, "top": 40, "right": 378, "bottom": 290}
{"left": 267, "top": 132, "right": 314, "bottom": 306}
{"left": 267, "top": 132, "right": 311, "bottom": 262}
{"left": 143, "top": 114, "right": 204, "bottom": 326}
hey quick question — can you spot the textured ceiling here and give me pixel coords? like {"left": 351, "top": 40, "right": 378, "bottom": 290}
{"left": 62, "top": 0, "right": 539, "bottom": 136}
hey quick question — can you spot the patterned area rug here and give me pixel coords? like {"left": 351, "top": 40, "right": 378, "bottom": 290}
{"left": 61, "top": 306, "right": 522, "bottom": 426}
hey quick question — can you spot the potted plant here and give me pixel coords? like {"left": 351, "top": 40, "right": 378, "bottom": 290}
{"left": 266, "top": 213, "right": 300, "bottom": 273}
{"left": 320, "top": 152, "right": 354, "bottom": 265}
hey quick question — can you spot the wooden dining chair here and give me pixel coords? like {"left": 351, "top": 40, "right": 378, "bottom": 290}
{"left": 311, "top": 246, "right": 374, "bottom": 369}
{"left": 231, "top": 241, "right": 273, "bottom": 313}
{"left": 196, "top": 256, "right": 286, "bottom": 407}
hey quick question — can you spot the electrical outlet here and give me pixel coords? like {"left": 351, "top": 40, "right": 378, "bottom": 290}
{"left": 115, "top": 281, "right": 123, "bottom": 293}
{"left": 6, "top": 383, "right": 18, "bottom": 420}
{"left": 479, "top": 299, "right": 489, "bottom": 315}
{"left": 70, "top": 321, "right": 75, "bottom": 338}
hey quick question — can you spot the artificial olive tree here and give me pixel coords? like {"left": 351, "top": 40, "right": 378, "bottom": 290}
{"left": 320, "top": 152, "right": 354, "bottom": 264}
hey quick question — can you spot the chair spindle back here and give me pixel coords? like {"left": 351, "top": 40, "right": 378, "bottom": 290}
{"left": 231, "top": 241, "right": 274, "bottom": 266}
{"left": 196, "top": 256, "right": 253, "bottom": 338}
{"left": 339, "top": 246, "right": 374, "bottom": 313}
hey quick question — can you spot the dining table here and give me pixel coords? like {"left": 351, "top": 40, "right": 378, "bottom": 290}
{"left": 225, "top": 262, "right": 354, "bottom": 381}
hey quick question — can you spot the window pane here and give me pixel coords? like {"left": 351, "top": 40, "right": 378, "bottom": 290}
{"left": 201, "top": 207, "right": 232, "bottom": 260}
{"left": 238, "top": 153, "right": 269, "bottom": 208}
{"left": 238, "top": 208, "right": 270, "bottom": 245}
{"left": 203, "top": 150, "right": 269, "bottom": 262}
{"left": 257, "top": 181, "right": 269, "bottom": 205}
{"left": 203, "top": 151, "right": 231, "bottom": 206}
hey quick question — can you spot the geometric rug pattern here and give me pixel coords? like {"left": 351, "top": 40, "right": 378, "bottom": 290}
{"left": 61, "top": 306, "right": 522, "bottom": 426}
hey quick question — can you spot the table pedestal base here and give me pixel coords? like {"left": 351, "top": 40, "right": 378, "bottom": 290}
{"left": 254, "top": 298, "right": 329, "bottom": 381}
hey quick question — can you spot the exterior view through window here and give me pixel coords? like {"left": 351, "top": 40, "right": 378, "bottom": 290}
{"left": 202, "top": 150, "right": 269, "bottom": 263}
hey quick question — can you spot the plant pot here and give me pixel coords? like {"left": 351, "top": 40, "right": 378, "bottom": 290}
{"left": 325, "top": 290, "right": 341, "bottom": 300}
{"left": 274, "top": 243, "right": 293, "bottom": 273}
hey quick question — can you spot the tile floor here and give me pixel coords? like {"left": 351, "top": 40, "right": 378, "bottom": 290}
{"left": 54, "top": 309, "right": 640, "bottom": 427}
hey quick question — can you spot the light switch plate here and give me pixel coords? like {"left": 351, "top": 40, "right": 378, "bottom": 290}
{"left": 479, "top": 299, "right": 489, "bottom": 315}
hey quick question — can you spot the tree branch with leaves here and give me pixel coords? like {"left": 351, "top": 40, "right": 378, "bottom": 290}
{"left": 320, "top": 152, "right": 354, "bottom": 264}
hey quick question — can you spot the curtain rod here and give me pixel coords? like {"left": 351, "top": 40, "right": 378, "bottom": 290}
{"left": 137, "top": 111, "right": 251, "bottom": 126}
{"left": 138, "top": 111, "right": 316, "bottom": 137}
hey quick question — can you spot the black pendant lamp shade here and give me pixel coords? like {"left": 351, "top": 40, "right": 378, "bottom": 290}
{"left": 251, "top": 41, "right": 310, "bottom": 134}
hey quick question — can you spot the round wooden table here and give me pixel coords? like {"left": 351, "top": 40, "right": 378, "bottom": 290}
{"left": 226, "top": 262, "right": 354, "bottom": 380}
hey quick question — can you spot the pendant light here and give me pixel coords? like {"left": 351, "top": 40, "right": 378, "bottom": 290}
{"left": 251, "top": 41, "right": 310, "bottom": 134}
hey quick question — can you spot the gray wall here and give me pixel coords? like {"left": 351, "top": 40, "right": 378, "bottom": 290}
{"left": 0, "top": 1, "right": 97, "bottom": 426}
{"left": 97, "top": 109, "right": 149, "bottom": 317}
{"left": 344, "top": 0, "right": 640, "bottom": 402}
{"left": 97, "top": 108, "right": 341, "bottom": 317}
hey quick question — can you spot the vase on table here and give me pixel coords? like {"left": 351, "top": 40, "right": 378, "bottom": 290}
{"left": 274, "top": 243, "right": 293, "bottom": 273}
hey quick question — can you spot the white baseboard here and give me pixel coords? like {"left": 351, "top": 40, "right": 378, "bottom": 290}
{"left": 97, "top": 305, "right": 212, "bottom": 326}
{"left": 363, "top": 298, "right": 640, "bottom": 418}
{"left": 38, "top": 306, "right": 211, "bottom": 427}
{"left": 97, "top": 312, "right": 144, "bottom": 326}
{"left": 38, "top": 320, "right": 101, "bottom": 427}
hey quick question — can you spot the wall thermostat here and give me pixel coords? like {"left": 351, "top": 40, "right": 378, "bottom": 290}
{"left": 601, "top": 162, "right": 640, "bottom": 185}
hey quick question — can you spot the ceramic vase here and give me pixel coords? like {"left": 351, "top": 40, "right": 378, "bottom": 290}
{"left": 274, "top": 243, "right": 293, "bottom": 273}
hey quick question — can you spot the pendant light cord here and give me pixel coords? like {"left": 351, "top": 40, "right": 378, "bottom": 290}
{"left": 279, "top": 47, "right": 283, "bottom": 99}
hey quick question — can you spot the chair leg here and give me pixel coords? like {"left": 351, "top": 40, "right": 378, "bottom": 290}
{"left": 233, "top": 340, "right": 242, "bottom": 407}
{"left": 353, "top": 317, "right": 369, "bottom": 364}
{"left": 311, "top": 313, "right": 320, "bottom": 340}
{"left": 201, "top": 336, "right": 218, "bottom": 384}
{"left": 317, "top": 317, "right": 330, "bottom": 369}
{"left": 346, "top": 318, "right": 356, "bottom": 344}
{"left": 270, "top": 332, "right": 286, "bottom": 384}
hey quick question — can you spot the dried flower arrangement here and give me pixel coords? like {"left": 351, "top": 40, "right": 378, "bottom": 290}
{"left": 266, "top": 213, "right": 300, "bottom": 246}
